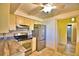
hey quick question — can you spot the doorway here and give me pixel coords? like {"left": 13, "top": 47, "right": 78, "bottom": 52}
{"left": 66, "top": 23, "right": 76, "bottom": 55}
{"left": 67, "top": 23, "right": 76, "bottom": 44}
{"left": 67, "top": 25, "right": 72, "bottom": 44}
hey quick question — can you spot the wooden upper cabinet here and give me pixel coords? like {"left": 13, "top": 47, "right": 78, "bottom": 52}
{"left": 16, "top": 16, "right": 25, "bottom": 25}
{"left": 0, "top": 4, "right": 10, "bottom": 33}
{"left": 9, "top": 14, "right": 16, "bottom": 30}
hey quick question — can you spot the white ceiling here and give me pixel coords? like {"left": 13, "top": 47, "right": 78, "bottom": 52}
{"left": 10, "top": 3, "right": 79, "bottom": 21}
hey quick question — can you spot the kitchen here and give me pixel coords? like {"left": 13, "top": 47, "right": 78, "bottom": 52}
{"left": 0, "top": 3, "right": 79, "bottom": 56}
{"left": 0, "top": 3, "right": 46, "bottom": 56}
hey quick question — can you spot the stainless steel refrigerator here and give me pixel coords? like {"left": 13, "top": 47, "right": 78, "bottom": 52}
{"left": 34, "top": 24, "right": 46, "bottom": 51}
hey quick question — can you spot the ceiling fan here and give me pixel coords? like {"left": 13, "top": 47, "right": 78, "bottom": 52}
{"left": 33, "top": 3, "right": 65, "bottom": 13}
{"left": 40, "top": 3, "right": 56, "bottom": 13}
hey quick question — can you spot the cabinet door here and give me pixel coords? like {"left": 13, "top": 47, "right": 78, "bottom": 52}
{"left": 0, "top": 4, "right": 10, "bottom": 33}
{"left": 16, "top": 16, "right": 25, "bottom": 25}
{"left": 9, "top": 14, "right": 16, "bottom": 30}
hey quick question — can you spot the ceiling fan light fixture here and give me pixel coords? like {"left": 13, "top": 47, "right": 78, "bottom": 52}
{"left": 41, "top": 3, "right": 56, "bottom": 13}
{"left": 41, "top": 6, "right": 53, "bottom": 13}
{"left": 52, "top": 6, "right": 56, "bottom": 9}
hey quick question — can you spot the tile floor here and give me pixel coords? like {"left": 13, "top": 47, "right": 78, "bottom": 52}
{"left": 30, "top": 48, "right": 65, "bottom": 56}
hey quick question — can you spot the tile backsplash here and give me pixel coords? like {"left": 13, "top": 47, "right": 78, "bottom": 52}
{"left": 0, "top": 32, "right": 15, "bottom": 40}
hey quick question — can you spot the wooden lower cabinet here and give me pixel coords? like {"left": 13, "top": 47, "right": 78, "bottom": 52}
{"left": 19, "top": 40, "right": 32, "bottom": 56}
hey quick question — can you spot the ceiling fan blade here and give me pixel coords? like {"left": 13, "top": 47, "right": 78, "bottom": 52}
{"left": 33, "top": 3, "right": 65, "bottom": 9}
{"left": 28, "top": 6, "right": 43, "bottom": 15}
{"left": 51, "top": 3, "right": 65, "bottom": 9}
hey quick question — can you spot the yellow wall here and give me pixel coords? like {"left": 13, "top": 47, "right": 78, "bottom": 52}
{"left": 76, "top": 16, "right": 79, "bottom": 55}
{"left": 57, "top": 18, "right": 76, "bottom": 44}
{"left": 76, "top": 16, "right": 79, "bottom": 42}
{"left": 57, "top": 16, "right": 79, "bottom": 55}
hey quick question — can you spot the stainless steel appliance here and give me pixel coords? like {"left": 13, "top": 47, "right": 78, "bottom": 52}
{"left": 34, "top": 24, "right": 46, "bottom": 51}
{"left": 14, "top": 24, "right": 32, "bottom": 41}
